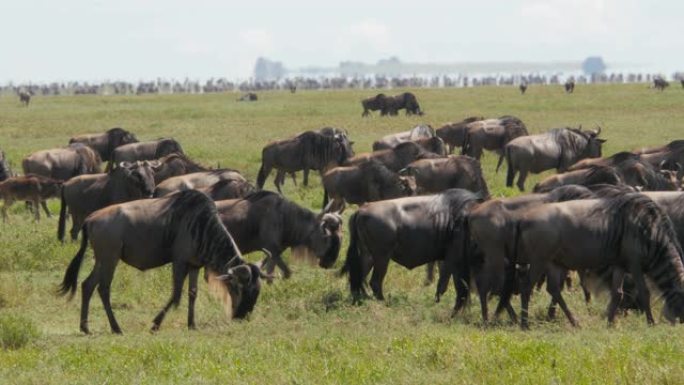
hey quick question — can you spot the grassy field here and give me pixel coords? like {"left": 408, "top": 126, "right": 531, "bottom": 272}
{"left": 1, "top": 84, "right": 684, "bottom": 384}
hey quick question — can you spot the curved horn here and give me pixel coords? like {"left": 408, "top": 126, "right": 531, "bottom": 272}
{"left": 595, "top": 125, "right": 602, "bottom": 136}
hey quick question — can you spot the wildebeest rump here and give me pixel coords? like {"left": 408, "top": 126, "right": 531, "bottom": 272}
{"left": 0, "top": 175, "right": 62, "bottom": 222}
{"left": 22, "top": 144, "right": 102, "bottom": 181}
{"left": 69, "top": 127, "right": 138, "bottom": 162}
{"left": 512, "top": 194, "right": 684, "bottom": 328}
{"left": 343, "top": 189, "right": 483, "bottom": 303}
{"left": 322, "top": 160, "right": 413, "bottom": 212}
{"left": 107, "top": 138, "right": 183, "bottom": 171}
{"left": 504, "top": 126, "right": 605, "bottom": 191}
{"left": 58, "top": 190, "right": 266, "bottom": 334}
{"left": 58, "top": 161, "right": 157, "bottom": 242}
{"left": 217, "top": 191, "right": 343, "bottom": 278}
{"left": 399, "top": 155, "right": 490, "bottom": 197}
{"left": 435, "top": 117, "right": 484, "bottom": 154}
{"left": 461, "top": 116, "right": 528, "bottom": 167}
{"left": 154, "top": 169, "right": 248, "bottom": 197}
{"left": 257, "top": 131, "right": 353, "bottom": 193}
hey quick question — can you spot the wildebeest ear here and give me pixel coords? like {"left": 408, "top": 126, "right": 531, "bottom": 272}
{"left": 597, "top": 139, "right": 607, "bottom": 143}
{"left": 118, "top": 161, "right": 132, "bottom": 169}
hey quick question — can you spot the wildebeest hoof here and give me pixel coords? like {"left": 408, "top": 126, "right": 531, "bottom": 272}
{"left": 150, "top": 324, "right": 160, "bottom": 333}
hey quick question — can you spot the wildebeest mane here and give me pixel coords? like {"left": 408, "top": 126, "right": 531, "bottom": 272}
{"left": 429, "top": 189, "right": 484, "bottom": 237}
{"left": 544, "top": 184, "right": 596, "bottom": 202}
{"left": 163, "top": 190, "right": 242, "bottom": 273}
{"left": 296, "top": 131, "right": 346, "bottom": 168}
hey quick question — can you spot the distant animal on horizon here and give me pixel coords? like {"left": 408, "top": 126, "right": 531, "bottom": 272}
{"left": 654, "top": 78, "right": 669, "bottom": 91}
{"left": 361, "top": 92, "right": 423, "bottom": 117}
{"left": 18, "top": 91, "right": 32, "bottom": 106}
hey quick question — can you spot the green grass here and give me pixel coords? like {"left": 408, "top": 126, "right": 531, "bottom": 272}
{"left": 1, "top": 84, "right": 684, "bottom": 384}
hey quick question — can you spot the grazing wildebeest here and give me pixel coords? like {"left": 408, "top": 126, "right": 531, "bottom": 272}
{"left": 150, "top": 153, "right": 209, "bottom": 184}
{"left": 58, "top": 190, "right": 267, "bottom": 334}
{"left": 346, "top": 141, "right": 441, "bottom": 172}
{"left": 504, "top": 126, "right": 605, "bottom": 191}
{"left": 399, "top": 155, "right": 489, "bottom": 197}
{"left": 0, "top": 175, "right": 62, "bottom": 222}
{"left": 361, "top": 93, "right": 387, "bottom": 117}
{"left": 435, "top": 117, "right": 485, "bottom": 154}
{"left": 107, "top": 138, "right": 183, "bottom": 171}
{"left": 217, "top": 191, "right": 343, "bottom": 278}
{"left": 18, "top": 91, "right": 31, "bottom": 106}
{"left": 68, "top": 127, "right": 138, "bottom": 162}
{"left": 257, "top": 131, "right": 354, "bottom": 193}
{"left": 58, "top": 161, "right": 157, "bottom": 242}
{"left": 154, "top": 169, "right": 249, "bottom": 197}
{"left": 519, "top": 83, "right": 528, "bottom": 94}
{"left": 322, "top": 160, "right": 414, "bottom": 212}
{"left": 533, "top": 165, "right": 624, "bottom": 193}
{"left": 564, "top": 79, "right": 575, "bottom": 93}
{"left": 439, "top": 185, "right": 597, "bottom": 322}
{"left": 343, "top": 189, "right": 483, "bottom": 303}
{"left": 372, "top": 124, "right": 435, "bottom": 151}
{"left": 197, "top": 178, "right": 256, "bottom": 201}
{"left": 361, "top": 92, "right": 423, "bottom": 116}
{"left": 512, "top": 193, "right": 684, "bottom": 328}
{"left": 654, "top": 78, "right": 669, "bottom": 91}
{"left": 461, "top": 116, "right": 529, "bottom": 167}
{"left": 238, "top": 92, "right": 258, "bottom": 101}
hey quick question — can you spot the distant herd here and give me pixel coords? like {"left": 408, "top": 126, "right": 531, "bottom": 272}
{"left": 2, "top": 92, "right": 684, "bottom": 334}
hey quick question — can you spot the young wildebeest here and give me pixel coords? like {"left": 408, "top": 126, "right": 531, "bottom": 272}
{"left": 343, "top": 189, "right": 483, "bottom": 304}
{"left": 461, "top": 116, "right": 528, "bottom": 167}
{"left": 435, "top": 117, "right": 485, "bottom": 154}
{"left": 504, "top": 126, "right": 605, "bottom": 191}
{"left": 346, "top": 141, "right": 442, "bottom": 173}
{"left": 58, "top": 190, "right": 267, "bottom": 334}
{"left": 68, "top": 127, "right": 138, "bottom": 162}
{"left": 257, "top": 131, "right": 354, "bottom": 193}
{"left": 399, "top": 155, "right": 490, "bottom": 196}
{"left": 107, "top": 138, "right": 183, "bottom": 171}
{"left": 442, "top": 185, "right": 597, "bottom": 323}
{"left": 154, "top": 169, "right": 249, "bottom": 197}
{"left": 58, "top": 161, "right": 157, "bottom": 242}
{"left": 372, "top": 124, "right": 435, "bottom": 151}
{"left": 217, "top": 191, "right": 343, "bottom": 279}
{"left": 322, "top": 160, "right": 414, "bottom": 212}
{"left": 512, "top": 193, "right": 684, "bottom": 329}
{"left": 0, "top": 175, "right": 62, "bottom": 222}
{"left": 150, "top": 153, "right": 209, "bottom": 184}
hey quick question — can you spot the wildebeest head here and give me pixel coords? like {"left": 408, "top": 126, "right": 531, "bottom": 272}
{"left": 215, "top": 263, "right": 266, "bottom": 319}
{"left": 107, "top": 127, "right": 138, "bottom": 148}
{"left": 308, "top": 211, "right": 343, "bottom": 268}
{"left": 579, "top": 126, "right": 606, "bottom": 158}
{"left": 117, "top": 160, "right": 158, "bottom": 197}
{"left": 156, "top": 138, "right": 184, "bottom": 158}
{"left": 333, "top": 133, "right": 355, "bottom": 162}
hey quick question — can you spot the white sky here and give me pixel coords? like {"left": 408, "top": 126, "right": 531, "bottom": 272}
{"left": 2, "top": 0, "right": 682, "bottom": 82}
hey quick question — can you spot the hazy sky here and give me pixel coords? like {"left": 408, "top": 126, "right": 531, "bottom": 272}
{"left": 3, "top": 0, "right": 682, "bottom": 83}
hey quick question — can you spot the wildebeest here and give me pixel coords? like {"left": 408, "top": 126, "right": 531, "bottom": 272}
{"left": 519, "top": 83, "right": 528, "bottom": 95}
{"left": 346, "top": 141, "right": 441, "bottom": 173}
{"left": 343, "top": 189, "right": 483, "bottom": 303}
{"left": 58, "top": 161, "right": 157, "bottom": 242}
{"left": 440, "top": 185, "right": 597, "bottom": 322}
{"left": 322, "top": 160, "right": 414, "bottom": 212}
{"left": 372, "top": 124, "right": 435, "bottom": 151}
{"left": 68, "top": 127, "right": 138, "bottom": 162}
{"left": 399, "top": 155, "right": 490, "bottom": 197}
{"left": 257, "top": 131, "right": 354, "bottom": 193}
{"left": 461, "top": 116, "right": 529, "bottom": 166}
{"left": 564, "top": 79, "right": 575, "bottom": 93}
{"left": 22, "top": 145, "right": 102, "bottom": 181}
{"left": 58, "top": 190, "right": 266, "bottom": 334}
{"left": 504, "top": 126, "right": 605, "bottom": 191}
{"left": 533, "top": 165, "right": 624, "bottom": 193}
{"left": 654, "top": 78, "right": 669, "bottom": 91}
{"left": 150, "top": 153, "right": 209, "bottom": 184}
{"left": 361, "top": 92, "right": 423, "bottom": 116}
{"left": 512, "top": 193, "right": 684, "bottom": 328}
{"left": 107, "top": 138, "right": 184, "bottom": 171}
{"left": 435, "top": 117, "right": 484, "bottom": 154}
{"left": 18, "top": 91, "right": 31, "bottom": 106}
{"left": 196, "top": 178, "right": 256, "bottom": 201}
{"left": 0, "top": 175, "right": 62, "bottom": 222}
{"left": 154, "top": 169, "right": 249, "bottom": 197}
{"left": 238, "top": 92, "right": 258, "bottom": 101}
{"left": 217, "top": 191, "right": 343, "bottom": 278}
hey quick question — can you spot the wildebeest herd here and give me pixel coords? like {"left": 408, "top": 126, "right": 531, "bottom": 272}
{"left": 3, "top": 93, "right": 684, "bottom": 335}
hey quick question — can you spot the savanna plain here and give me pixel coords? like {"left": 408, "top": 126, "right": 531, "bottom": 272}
{"left": 1, "top": 84, "right": 684, "bottom": 384}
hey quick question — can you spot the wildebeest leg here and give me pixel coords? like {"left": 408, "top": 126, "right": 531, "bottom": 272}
{"left": 424, "top": 262, "right": 435, "bottom": 286}
{"left": 40, "top": 200, "right": 51, "bottom": 218}
{"left": 187, "top": 267, "right": 199, "bottom": 330}
{"left": 578, "top": 270, "right": 592, "bottom": 303}
{"left": 97, "top": 255, "right": 123, "bottom": 334}
{"left": 32, "top": 199, "right": 41, "bottom": 221}
{"left": 1, "top": 198, "right": 11, "bottom": 222}
{"left": 493, "top": 263, "right": 518, "bottom": 323}
{"left": 606, "top": 269, "right": 625, "bottom": 325}
{"left": 70, "top": 214, "right": 82, "bottom": 242}
{"left": 631, "top": 268, "right": 654, "bottom": 325}
{"left": 518, "top": 264, "right": 533, "bottom": 330}
{"left": 152, "top": 263, "right": 189, "bottom": 332}
{"left": 452, "top": 266, "right": 470, "bottom": 316}
{"left": 273, "top": 253, "right": 292, "bottom": 279}
{"left": 289, "top": 172, "right": 298, "bottom": 187}
{"left": 80, "top": 267, "right": 100, "bottom": 334}
{"left": 516, "top": 169, "right": 528, "bottom": 191}
{"left": 545, "top": 265, "right": 578, "bottom": 327}
{"left": 369, "top": 255, "right": 390, "bottom": 300}
{"left": 476, "top": 277, "right": 489, "bottom": 324}
{"left": 302, "top": 168, "right": 310, "bottom": 187}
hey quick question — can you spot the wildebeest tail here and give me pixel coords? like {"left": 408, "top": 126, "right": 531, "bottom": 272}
{"left": 461, "top": 132, "right": 470, "bottom": 156}
{"left": 496, "top": 152, "right": 506, "bottom": 173}
{"left": 322, "top": 187, "right": 329, "bottom": 209}
{"left": 57, "top": 186, "right": 67, "bottom": 242}
{"left": 505, "top": 146, "right": 515, "bottom": 187}
{"left": 256, "top": 162, "right": 267, "bottom": 189}
{"left": 341, "top": 212, "right": 364, "bottom": 297}
{"left": 57, "top": 226, "right": 89, "bottom": 299}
